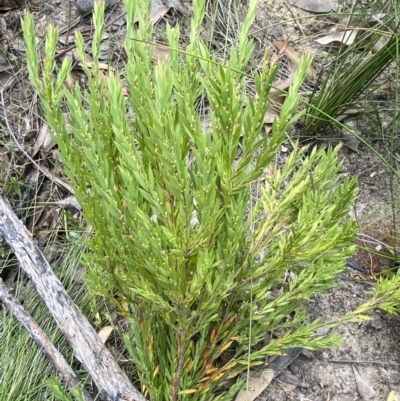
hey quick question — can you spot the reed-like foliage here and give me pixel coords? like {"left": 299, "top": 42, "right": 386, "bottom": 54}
{"left": 305, "top": 1, "right": 399, "bottom": 134}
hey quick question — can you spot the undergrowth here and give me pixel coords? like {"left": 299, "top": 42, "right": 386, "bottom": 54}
{"left": 20, "top": 0, "right": 400, "bottom": 399}
{"left": 1, "top": 0, "right": 399, "bottom": 400}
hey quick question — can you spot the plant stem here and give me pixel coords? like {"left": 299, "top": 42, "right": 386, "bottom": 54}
{"left": 170, "top": 338, "right": 188, "bottom": 401}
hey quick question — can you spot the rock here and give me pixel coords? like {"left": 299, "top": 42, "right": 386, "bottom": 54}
{"left": 76, "top": 0, "right": 118, "bottom": 15}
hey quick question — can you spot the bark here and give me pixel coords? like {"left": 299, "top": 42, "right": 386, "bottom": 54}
{"left": 0, "top": 279, "right": 94, "bottom": 401}
{"left": 0, "top": 194, "right": 146, "bottom": 401}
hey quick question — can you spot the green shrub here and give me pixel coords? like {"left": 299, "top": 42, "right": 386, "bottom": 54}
{"left": 22, "top": 0, "right": 362, "bottom": 399}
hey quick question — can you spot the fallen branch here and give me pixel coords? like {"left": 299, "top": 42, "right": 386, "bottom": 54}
{"left": 0, "top": 194, "right": 146, "bottom": 401}
{"left": 329, "top": 359, "right": 400, "bottom": 367}
{"left": 0, "top": 278, "right": 94, "bottom": 401}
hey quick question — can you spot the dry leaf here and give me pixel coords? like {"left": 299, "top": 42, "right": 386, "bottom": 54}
{"left": 372, "top": 35, "right": 390, "bottom": 54}
{"left": 200, "top": 110, "right": 212, "bottom": 134}
{"left": 292, "top": 0, "right": 335, "bottom": 13}
{"left": 0, "top": 151, "right": 11, "bottom": 183}
{"left": 39, "top": 165, "right": 75, "bottom": 194}
{"left": 58, "top": 34, "right": 75, "bottom": 45}
{"left": 278, "top": 382, "right": 297, "bottom": 396}
{"left": 55, "top": 196, "right": 82, "bottom": 211}
{"left": 163, "top": 0, "right": 185, "bottom": 14}
{"left": 150, "top": 4, "right": 169, "bottom": 24}
{"left": 340, "top": 13, "right": 386, "bottom": 29}
{"left": 98, "top": 326, "right": 114, "bottom": 344}
{"left": 275, "top": 36, "right": 290, "bottom": 57}
{"left": 32, "top": 207, "right": 61, "bottom": 236}
{"left": 0, "top": 53, "right": 13, "bottom": 72}
{"left": 274, "top": 40, "right": 317, "bottom": 79}
{"left": 388, "top": 391, "right": 400, "bottom": 401}
{"left": 32, "top": 123, "right": 56, "bottom": 156}
{"left": 341, "top": 120, "right": 360, "bottom": 153}
{"left": 317, "top": 13, "right": 390, "bottom": 52}
{"left": 152, "top": 44, "right": 170, "bottom": 62}
{"left": 84, "top": 60, "right": 114, "bottom": 71}
{"left": 64, "top": 49, "right": 114, "bottom": 71}
{"left": 271, "top": 61, "right": 297, "bottom": 93}
{"left": 65, "top": 72, "right": 74, "bottom": 91}
{"left": 315, "top": 30, "right": 359, "bottom": 46}
{"left": 264, "top": 109, "right": 277, "bottom": 124}
{"left": 0, "top": 71, "right": 14, "bottom": 89}
{"left": 352, "top": 365, "right": 375, "bottom": 400}
{"left": 264, "top": 61, "right": 296, "bottom": 126}
{"left": 339, "top": 16, "right": 365, "bottom": 29}
{"left": 234, "top": 369, "right": 275, "bottom": 401}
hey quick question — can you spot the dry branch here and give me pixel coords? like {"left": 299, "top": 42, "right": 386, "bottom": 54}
{"left": 0, "top": 278, "right": 94, "bottom": 401}
{"left": 0, "top": 194, "right": 146, "bottom": 401}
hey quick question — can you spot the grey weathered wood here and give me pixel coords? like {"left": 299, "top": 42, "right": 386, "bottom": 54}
{"left": 0, "top": 278, "right": 94, "bottom": 401}
{"left": 0, "top": 194, "right": 146, "bottom": 401}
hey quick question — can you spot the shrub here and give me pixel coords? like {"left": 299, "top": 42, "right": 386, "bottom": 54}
{"left": 22, "top": 0, "right": 361, "bottom": 399}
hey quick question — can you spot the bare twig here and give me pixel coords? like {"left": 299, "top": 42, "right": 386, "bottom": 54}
{"left": 281, "top": 0, "right": 306, "bottom": 36}
{"left": 0, "top": 279, "right": 94, "bottom": 401}
{"left": 329, "top": 359, "right": 400, "bottom": 367}
{"left": 0, "top": 194, "right": 146, "bottom": 401}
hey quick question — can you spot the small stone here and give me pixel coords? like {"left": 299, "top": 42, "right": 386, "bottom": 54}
{"left": 301, "top": 349, "right": 314, "bottom": 359}
{"left": 322, "top": 352, "right": 330, "bottom": 359}
{"left": 76, "top": 0, "right": 118, "bottom": 15}
{"left": 316, "top": 327, "right": 330, "bottom": 336}
{"left": 369, "top": 316, "right": 384, "bottom": 330}
{"left": 289, "top": 360, "right": 302, "bottom": 375}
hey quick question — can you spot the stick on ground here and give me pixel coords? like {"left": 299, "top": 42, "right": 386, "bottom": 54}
{"left": 0, "top": 194, "right": 146, "bottom": 401}
{"left": 0, "top": 278, "right": 94, "bottom": 401}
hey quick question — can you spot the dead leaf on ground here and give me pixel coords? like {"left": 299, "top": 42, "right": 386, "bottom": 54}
{"left": 58, "top": 34, "right": 75, "bottom": 45}
{"left": 315, "top": 30, "right": 359, "bottom": 46}
{"left": 275, "top": 36, "right": 290, "bottom": 57}
{"left": 270, "top": 61, "right": 297, "bottom": 94}
{"left": 0, "top": 71, "right": 14, "bottom": 89}
{"left": 372, "top": 35, "right": 390, "bottom": 53}
{"left": 274, "top": 40, "right": 317, "bottom": 79}
{"left": 150, "top": 4, "right": 169, "bottom": 24}
{"left": 352, "top": 365, "right": 375, "bottom": 400}
{"left": 98, "top": 326, "right": 114, "bottom": 344}
{"left": 0, "top": 151, "right": 11, "bottom": 183}
{"left": 292, "top": 0, "right": 335, "bottom": 13}
{"left": 39, "top": 165, "right": 75, "bottom": 195}
{"left": 264, "top": 60, "right": 297, "bottom": 127}
{"left": 63, "top": 48, "right": 115, "bottom": 71}
{"left": 388, "top": 391, "right": 400, "bottom": 401}
{"left": 30, "top": 207, "right": 61, "bottom": 237}
{"left": 234, "top": 369, "right": 275, "bottom": 401}
{"left": 278, "top": 382, "right": 297, "bottom": 396}
{"left": 151, "top": 43, "right": 170, "bottom": 62}
{"left": 318, "top": 14, "right": 393, "bottom": 54}
{"left": 85, "top": 60, "right": 114, "bottom": 71}
{"left": 55, "top": 195, "right": 82, "bottom": 211}
{"left": 341, "top": 120, "right": 361, "bottom": 153}
{"left": 163, "top": 0, "right": 186, "bottom": 14}
{"left": 32, "top": 123, "right": 56, "bottom": 156}
{"left": 0, "top": 52, "right": 13, "bottom": 72}
{"left": 340, "top": 13, "right": 387, "bottom": 29}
